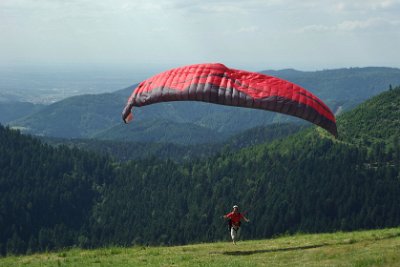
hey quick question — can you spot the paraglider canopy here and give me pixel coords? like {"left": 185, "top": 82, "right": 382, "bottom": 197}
{"left": 122, "top": 63, "right": 337, "bottom": 137}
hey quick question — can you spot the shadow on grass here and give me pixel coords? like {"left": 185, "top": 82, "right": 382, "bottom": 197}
{"left": 221, "top": 244, "right": 325, "bottom": 256}
{"left": 220, "top": 231, "right": 400, "bottom": 256}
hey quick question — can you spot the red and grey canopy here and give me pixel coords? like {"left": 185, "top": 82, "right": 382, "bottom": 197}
{"left": 122, "top": 63, "right": 337, "bottom": 137}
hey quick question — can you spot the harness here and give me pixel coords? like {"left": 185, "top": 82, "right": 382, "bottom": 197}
{"left": 228, "top": 220, "right": 241, "bottom": 231}
{"left": 232, "top": 224, "right": 240, "bottom": 231}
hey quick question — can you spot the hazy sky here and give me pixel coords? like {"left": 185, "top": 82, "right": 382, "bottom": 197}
{"left": 1, "top": 0, "right": 400, "bottom": 71}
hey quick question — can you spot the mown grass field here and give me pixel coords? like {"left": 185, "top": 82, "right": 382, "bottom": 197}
{"left": 1, "top": 227, "right": 400, "bottom": 267}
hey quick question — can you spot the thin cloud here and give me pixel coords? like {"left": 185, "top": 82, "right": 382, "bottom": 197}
{"left": 167, "top": 0, "right": 291, "bottom": 14}
{"left": 337, "top": 18, "right": 397, "bottom": 31}
{"left": 299, "top": 18, "right": 400, "bottom": 33}
{"left": 335, "top": 0, "right": 400, "bottom": 12}
{"left": 237, "top": 26, "right": 259, "bottom": 33}
{"left": 1, "top": 0, "right": 399, "bottom": 69}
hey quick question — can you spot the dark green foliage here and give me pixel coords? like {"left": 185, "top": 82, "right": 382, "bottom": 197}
{"left": 42, "top": 123, "right": 304, "bottom": 162}
{"left": 95, "top": 119, "right": 227, "bottom": 145}
{"left": 0, "top": 126, "right": 114, "bottom": 254}
{"left": 1, "top": 86, "right": 400, "bottom": 255}
{"left": 338, "top": 86, "right": 400, "bottom": 146}
{"left": 89, "top": 130, "right": 400, "bottom": 246}
{"left": 225, "top": 123, "right": 306, "bottom": 149}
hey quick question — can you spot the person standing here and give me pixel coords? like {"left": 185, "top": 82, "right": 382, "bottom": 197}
{"left": 223, "top": 205, "right": 250, "bottom": 244}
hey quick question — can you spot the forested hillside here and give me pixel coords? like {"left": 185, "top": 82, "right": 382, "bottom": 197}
{"left": 91, "top": 87, "right": 400, "bottom": 247}
{"left": 1, "top": 87, "right": 400, "bottom": 255}
{"left": 0, "top": 127, "right": 114, "bottom": 254}
{"left": 43, "top": 123, "right": 304, "bottom": 162}
{"left": 338, "top": 86, "right": 400, "bottom": 146}
{"left": 0, "top": 102, "right": 43, "bottom": 124}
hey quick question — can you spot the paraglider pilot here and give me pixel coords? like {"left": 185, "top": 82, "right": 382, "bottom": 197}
{"left": 223, "top": 205, "right": 250, "bottom": 245}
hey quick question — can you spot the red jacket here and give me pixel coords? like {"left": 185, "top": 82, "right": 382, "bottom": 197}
{"left": 226, "top": 212, "right": 244, "bottom": 226}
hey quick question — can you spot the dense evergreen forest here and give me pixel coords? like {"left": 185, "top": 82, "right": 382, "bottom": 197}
{"left": 43, "top": 123, "right": 304, "bottom": 162}
{"left": 1, "top": 87, "right": 400, "bottom": 255}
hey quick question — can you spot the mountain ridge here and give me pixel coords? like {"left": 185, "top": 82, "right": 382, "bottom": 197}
{"left": 7, "top": 67, "right": 400, "bottom": 143}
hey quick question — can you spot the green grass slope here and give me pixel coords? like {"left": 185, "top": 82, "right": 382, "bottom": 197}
{"left": 1, "top": 228, "right": 399, "bottom": 267}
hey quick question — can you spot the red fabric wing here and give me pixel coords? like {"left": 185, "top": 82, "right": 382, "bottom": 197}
{"left": 122, "top": 63, "right": 337, "bottom": 137}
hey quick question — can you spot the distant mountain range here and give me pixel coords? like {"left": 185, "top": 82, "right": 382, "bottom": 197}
{"left": 5, "top": 67, "right": 400, "bottom": 144}
{"left": 0, "top": 102, "right": 44, "bottom": 123}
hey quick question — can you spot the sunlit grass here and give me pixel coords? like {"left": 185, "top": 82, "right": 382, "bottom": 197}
{"left": 1, "top": 227, "right": 400, "bottom": 267}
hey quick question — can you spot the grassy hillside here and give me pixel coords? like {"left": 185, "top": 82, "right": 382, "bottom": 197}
{"left": 1, "top": 227, "right": 399, "bottom": 267}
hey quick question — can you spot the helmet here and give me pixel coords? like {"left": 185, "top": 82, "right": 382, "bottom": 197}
{"left": 233, "top": 205, "right": 239, "bottom": 209}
